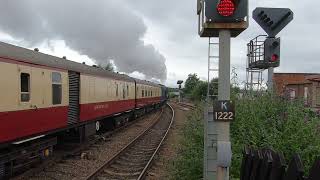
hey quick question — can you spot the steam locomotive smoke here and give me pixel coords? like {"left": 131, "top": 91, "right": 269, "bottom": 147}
{"left": 0, "top": 0, "right": 167, "bottom": 81}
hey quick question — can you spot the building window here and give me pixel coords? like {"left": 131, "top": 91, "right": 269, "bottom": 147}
{"left": 304, "top": 87, "right": 309, "bottom": 101}
{"left": 21, "top": 73, "right": 30, "bottom": 102}
{"left": 316, "top": 88, "right": 320, "bottom": 106}
{"left": 289, "top": 89, "right": 296, "bottom": 100}
{"left": 52, "top": 72, "right": 62, "bottom": 105}
{"left": 142, "top": 90, "right": 144, "bottom": 97}
{"left": 151, "top": 91, "right": 153, "bottom": 97}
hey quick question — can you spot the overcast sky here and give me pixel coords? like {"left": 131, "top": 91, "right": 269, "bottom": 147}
{"left": 0, "top": 0, "right": 318, "bottom": 88}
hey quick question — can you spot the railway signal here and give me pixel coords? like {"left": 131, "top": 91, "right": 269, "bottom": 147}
{"left": 177, "top": 80, "right": 183, "bottom": 103}
{"left": 205, "top": 0, "right": 248, "bottom": 22}
{"left": 197, "top": 1, "right": 249, "bottom": 179}
{"left": 253, "top": 8, "right": 293, "bottom": 37}
{"left": 264, "top": 37, "right": 281, "bottom": 67}
{"left": 252, "top": 7, "right": 293, "bottom": 90}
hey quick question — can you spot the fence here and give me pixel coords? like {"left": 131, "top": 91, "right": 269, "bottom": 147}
{"left": 240, "top": 146, "right": 320, "bottom": 180}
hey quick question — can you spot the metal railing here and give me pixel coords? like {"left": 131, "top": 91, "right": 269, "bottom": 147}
{"left": 247, "top": 35, "right": 268, "bottom": 69}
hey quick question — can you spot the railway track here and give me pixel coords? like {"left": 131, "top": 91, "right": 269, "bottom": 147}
{"left": 86, "top": 104, "right": 174, "bottom": 180}
{"left": 13, "top": 109, "right": 164, "bottom": 180}
{"left": 177, "top": 102, "right": 196, "bottom": 110}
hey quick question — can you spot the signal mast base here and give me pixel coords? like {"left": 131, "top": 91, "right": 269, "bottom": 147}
{"left": 199, "top": 21, "right": 248, "bottom": 38}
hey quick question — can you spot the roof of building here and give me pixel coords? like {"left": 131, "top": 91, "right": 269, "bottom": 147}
{"left": 274, "top": 73, "right": 320, "bottom": 75}
{"left": 274, "top": 73, "right": 320, "bottom": 83}
{"left": 273, "top": 73, "right": 320, "bottom": 94}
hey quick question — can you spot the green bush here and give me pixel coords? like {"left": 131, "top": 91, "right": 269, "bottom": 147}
{"left": 231, "top": 94, "right": 320, "bottom": 178}
{"left": 169, "top": 93, "right": 320, "bottom": 179}
{"left": 169, "top": 106, "right": 204, "bottom": 180}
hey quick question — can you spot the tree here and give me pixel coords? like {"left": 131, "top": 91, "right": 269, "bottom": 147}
{"left": 209, "top": 78, "right": 218, "bottom": 98}
{"left": 190, "top": 81, "right": 208, "bottom": 101}
{"left": 189, "top": 78, "right": 219, "bottom": 101}
{"left": 184, "top": 74, "right": 200, "bottom": 95}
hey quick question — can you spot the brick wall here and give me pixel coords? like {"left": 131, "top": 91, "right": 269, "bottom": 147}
{"left": 273, "top": 73, "right": 320, "bottom": 95}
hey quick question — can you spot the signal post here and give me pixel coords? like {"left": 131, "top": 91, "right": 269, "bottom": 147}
{"left": 177, "top": 80, "right": 183, "bottom": 102}
{"left": 197, "top": 0, "right": 248, "bottom": 179}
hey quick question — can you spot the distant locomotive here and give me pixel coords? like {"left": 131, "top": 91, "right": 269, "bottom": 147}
{"left": 0, "top": 42, "right": 168, "bottom": 177}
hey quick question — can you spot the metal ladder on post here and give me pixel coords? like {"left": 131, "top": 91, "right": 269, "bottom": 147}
{"left": 246, "top": 68, "right": 264, "bottom": 92}
{"left": 204, "top": 37, "right": 219, "bottom": 179}
{"left": 207, "top": 37, "right": 219, "bottom": 100}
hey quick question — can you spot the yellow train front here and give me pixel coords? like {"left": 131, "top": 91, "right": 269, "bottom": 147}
{"left": 0, "top": 41, "right": 166, "bottom": 178}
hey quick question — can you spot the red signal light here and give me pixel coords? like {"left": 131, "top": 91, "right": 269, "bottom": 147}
{"left": 217, "top": 0, "right": 235, "bottom": 17}
{"left": 271, "top": 54, "right": 278, "bottom": 62}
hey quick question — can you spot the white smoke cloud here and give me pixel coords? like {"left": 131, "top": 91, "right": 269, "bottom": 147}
{"left": 0, "top": 0, "right": 167, "bottom": 81}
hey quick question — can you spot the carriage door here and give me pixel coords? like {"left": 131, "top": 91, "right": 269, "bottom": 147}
{"left": 68, "top": 71, "right": 80, "bottom": 125}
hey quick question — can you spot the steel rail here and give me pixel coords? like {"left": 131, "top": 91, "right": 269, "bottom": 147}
{"left": 85, "top": 106, "right": 167, "bottom": 180}
{"left": 14, "top": 110, "right": 162, "bottom": 180}
{"left": 177, "top": 102, "right": 196, "bottom": 110}
{"left": 136, "top": 103, "right": 175, "bottom": 180}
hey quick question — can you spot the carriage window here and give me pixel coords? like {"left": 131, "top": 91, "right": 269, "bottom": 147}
{"left": 52, "top": 72, "right": 62, "bottom": 105}
{"left": 116, "top": 84, "right": 118, "bottom": 97}
{"left": 21, "top": 73, "right": 30, "bottom": 102}
{"left": 127, "top": 85, "right": 129, "bottom": 97}
{"left": 123, "top": 87, "right": 125, "bottom": 99}
{"left": 136, "top": 87, "right": 139, "bottom": 97}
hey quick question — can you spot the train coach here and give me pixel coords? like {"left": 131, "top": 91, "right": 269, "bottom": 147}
{"left": 0, "top": 42, "right": 168, "bottom": 177}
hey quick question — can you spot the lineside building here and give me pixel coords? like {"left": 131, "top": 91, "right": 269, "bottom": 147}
{"left": 273, "top": 73, "right": 320, "bottom": 110}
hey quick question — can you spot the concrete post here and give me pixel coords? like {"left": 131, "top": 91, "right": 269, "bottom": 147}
{"left": 204, "top": 30, "right": 231, "bottom": 180}
{"left": 217, "top": 30, "right": 231, "bottom": 180}
{"left": 268, "top": 67, "right": 274, "bottom": 91}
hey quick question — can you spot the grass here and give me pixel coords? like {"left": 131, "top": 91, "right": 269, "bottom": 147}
{"left": 169, "top": 105, "right": 204, "bottom": 180}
